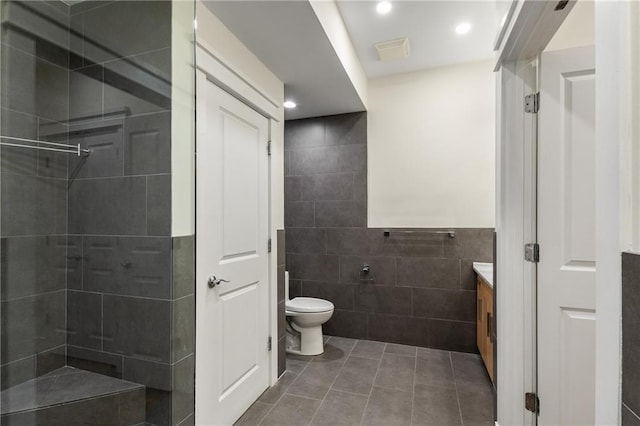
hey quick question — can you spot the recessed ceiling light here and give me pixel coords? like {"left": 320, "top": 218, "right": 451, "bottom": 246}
{"left": 376, "top": 1, "right": 392, "bottom": 15}
{"left": 283, "top": 100, "right": 297, "bottom": 109}
{"left": 455, "top": 22, "right": 472, "bottom": 35}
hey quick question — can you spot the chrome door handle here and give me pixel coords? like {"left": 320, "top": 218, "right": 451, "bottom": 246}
{"left": 207, "top": 275, "right": 230, "bottom": 288}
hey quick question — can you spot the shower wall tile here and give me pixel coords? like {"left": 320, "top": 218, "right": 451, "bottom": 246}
{"left": 80, "top": 0, "right": 171, "bottom": 63}
{"left": 172, "top": 235, "right": 195, "bottom": 299}
{"left": 147, "top": 174, "right": 172, "bottom": 236}
{"left": 623, "top": 252, "right": 640, "bottom": 417}
{"left": 172, "top": 295, "right": 195, "bottom": 363}
{"left": 67, "top": 290, "right": 102, "bottom": 350}
{"left": 172, "top": 354, "right": 195, "bottom": 425}
{"left": 285, "top": 112, "right": 493, "bottom": 352}
{"left": 124, "top": 111, "right": 171, "bottom": 175}
{"left": 69, "top": 65, "right": 104, "bottom": 121}
{"left": 68, "top": 176, "right": 147, "bottom": 235}
{"left": 123, "top": 357, "right": 171, "bottom": 391}
{"left": 35, "top": 345, "right": 66, "bottom": 376}
{"left": 0, "top": 355, "right": 36, "bottom": 391}
{"left": 1, "top": 236, "right": 67, "bottom": 301}
{"left": 66, "top": 345, "right": 123, "bottom": 379}
{"left": 0, "top": 290, "right": 66, "bottom": 363}
{"left": 0, "top": 108, "right": 39, "bottom": 176}
{"left": 1, "top": 174, "right": 67, "bottom": 237}
{"left": 102, "top": 295, "right": 171, "bottom": 363}
{"left": 68, "top": 120, "right": 125, "bottom": 179}
{"left": 83, "top": 236, "right": 172, "bottom": 299}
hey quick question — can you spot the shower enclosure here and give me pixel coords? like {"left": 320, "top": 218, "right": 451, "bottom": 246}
{"left": 0, "top": 1, "right": 196, "bottom": 424}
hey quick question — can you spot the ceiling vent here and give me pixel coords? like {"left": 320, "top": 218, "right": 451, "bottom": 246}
{"left": 374, "top": 37, "right": 410, "bottom": 62}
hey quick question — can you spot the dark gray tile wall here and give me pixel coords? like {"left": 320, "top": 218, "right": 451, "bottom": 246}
{"left": 284, "top": 112, "right": 493, "bottom": 352}
{"left": 1, "top": 1, "right": 195, "bottom": 424}
{"left": 0, "top": 0, "right": 71, "bottom": 390}
{"left": 277, "top": 229, "right": 286, "bottom": 377}
{"left": 623, "top": 252, "right": 640, "bottom": 425}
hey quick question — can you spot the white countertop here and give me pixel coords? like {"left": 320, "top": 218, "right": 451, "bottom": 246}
{"left": 473, "top": 262, "right": 494, "bottom": 288}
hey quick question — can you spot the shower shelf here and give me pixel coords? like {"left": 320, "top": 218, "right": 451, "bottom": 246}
{"left": 0, "top": 135, "right": 91, "bottom": 157}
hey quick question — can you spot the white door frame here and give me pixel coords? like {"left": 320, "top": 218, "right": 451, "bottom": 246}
{"left": 195, "top": 43, "right": 281, "bottom": 387}
{"left": 496, "top": 1, "right": 636, "bottom": 425}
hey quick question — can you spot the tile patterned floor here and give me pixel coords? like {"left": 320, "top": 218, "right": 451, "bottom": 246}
{"left": 235, "top": 336, "right": 494, "bottom": 426}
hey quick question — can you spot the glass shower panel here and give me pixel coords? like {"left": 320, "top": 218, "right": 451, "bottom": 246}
{"left": 0, "top": 1, "right": 196, "bottom": 424}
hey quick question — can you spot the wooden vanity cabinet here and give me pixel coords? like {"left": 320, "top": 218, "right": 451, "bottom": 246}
{"left": 477, "top": 277, "right": 494, "bottom": 383}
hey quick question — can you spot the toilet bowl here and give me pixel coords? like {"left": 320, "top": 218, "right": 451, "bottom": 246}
{"left": 285, "top": 272, "right": 334, "bottom": 356}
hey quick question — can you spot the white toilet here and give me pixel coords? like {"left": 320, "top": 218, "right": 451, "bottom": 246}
{"left": 285, "top": 272, "right": 334, "bottom": 356}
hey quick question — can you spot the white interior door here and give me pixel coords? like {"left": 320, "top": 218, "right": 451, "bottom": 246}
{"left": 538, "top": 46, "right": 596, "bottom": 425}
{"left": 195, "top": 70, "right": 270, "bottom": 426}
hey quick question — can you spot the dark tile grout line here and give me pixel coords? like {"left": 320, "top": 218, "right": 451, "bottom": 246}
{"left": 358, "top": 341, "right": 387, "bottom": 426}
{"left": 450, "top": 351, "right": 465, "bottom": 426}
{"left": 410, "top": 349, "right": 418, "bottom": 426}
{"left": 307, "top": 337, "right": 356, "bottom": 425}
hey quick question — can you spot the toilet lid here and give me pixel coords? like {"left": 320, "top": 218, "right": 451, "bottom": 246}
{"left": 286, "top": 297, "right": 334, "bottom": 313}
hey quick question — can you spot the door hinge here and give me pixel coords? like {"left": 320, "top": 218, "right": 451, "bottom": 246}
{"left": 525, "top": 92, "right": 540, "bottom": 113}
{"left": 524, "top": 243, "right": 540, "bottom": 263}
{"left": 525, "top": 392, "right": 539, "bottom": 414}
{"left": 268, "top": 336, "right": 272, "bottom": 351}
{"left": 267, "top": 140, "right": 272, "bottom": 156}
{"left": 267, "top": 238, "right": 272, "bottom": 253}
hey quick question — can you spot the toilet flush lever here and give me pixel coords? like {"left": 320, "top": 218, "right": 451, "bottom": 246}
{"left": 207, "top": 275, "right": 229, "bottom": 288}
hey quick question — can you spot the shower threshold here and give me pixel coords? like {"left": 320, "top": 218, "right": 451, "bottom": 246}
{"left": 0, "top": 366, "right": 145, "bottom": 424}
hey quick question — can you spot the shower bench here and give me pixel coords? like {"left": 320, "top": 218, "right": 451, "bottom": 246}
{"left": 0, "top": 366, "right": 145, "bottom": 425}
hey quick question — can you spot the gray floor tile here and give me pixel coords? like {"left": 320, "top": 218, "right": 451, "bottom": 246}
{"left": 310, "top": 390, "right": 368, "bottom": 426}
{"left": 286, "top": 361, "right": 343, "bottom": 400}
{"left": 331, "top": 356, "right": 379, "bottom": 396}
{"left": 260, "top": 394, "right": 321, "bottom": 426}
{"left": 234, "top": 401, "right": 272, "bottom": 426}
{"left": 313, "top": 341, "right": 353, "bottom": 363}
{"left": 259, "top": 371, "right": 298, "bottom": 404}
{"left": 415, "top": 349, "right": 455, "bottom": 389}
{"left": 458, "top": 382, "right": 494, "bottom": 425}
{"left": 385, "top": 343, "right": 418, "bottom": 357}
{"left": 326, "top": 336, "right": 357, "bottom": 352}
{"left": 286, "top": 359, "right": 308, "bottom": 376}
{"left": 451, "top": 353, "right": 490, "bottom": 387}
{"left": 361, "top": 386, "right": 413, "bottom": 426}
{"left": 351, "top": 340, "right": 386, "bottom": 360}
{"left": 412, "top": 384, "right": 462, "bottom": 425}
{"left": 374, "top": 353, "right": 416, "bottom": 392}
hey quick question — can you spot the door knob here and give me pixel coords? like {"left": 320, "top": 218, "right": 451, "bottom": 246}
{"left": 207, "top": 275, "right": 230, "bottom": 288}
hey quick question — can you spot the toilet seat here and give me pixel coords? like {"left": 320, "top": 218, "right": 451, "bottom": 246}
{"left": 286, "top": 297, "right": 334, "bottom": 313}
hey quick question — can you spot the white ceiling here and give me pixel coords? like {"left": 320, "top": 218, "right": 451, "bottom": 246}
{"left": 337, "top": 1, "right": 500, "bottom": 78}
{"left": 203, "top": 1, "right": 501, "bottom": 120}
{"left": 203, "top": 1, "right": 365, "bottom": 120}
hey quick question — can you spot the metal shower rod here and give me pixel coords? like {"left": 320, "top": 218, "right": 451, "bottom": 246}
{"left": 0, "top": 135, "right": 90, "bottom": 157}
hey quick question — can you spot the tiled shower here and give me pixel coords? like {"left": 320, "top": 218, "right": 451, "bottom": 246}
{"left": 284, "top": 112, "right": 494, "bottom": 352}
{"left": 0, "top": 1, "right": 195, "bottom": 424}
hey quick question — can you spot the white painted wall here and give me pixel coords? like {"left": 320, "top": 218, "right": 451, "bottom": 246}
{"left": 171, "top": 0, "right": 196, "bottom": 237}
{"left": 546, "top": 0, "right": 594, "bottom": 52}
{"left": 308, "top": 0, "right": 368, "bottom": 109}
{"left": 368, "top": 60, "right": 495, "bottom": 228}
